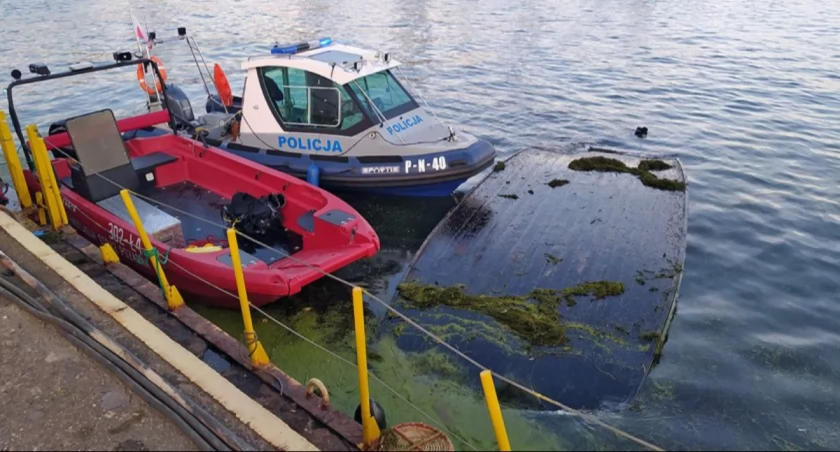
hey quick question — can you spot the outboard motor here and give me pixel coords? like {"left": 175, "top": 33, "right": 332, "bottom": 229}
{"left": 161, "top": 83, "right": 195, "bottom": 131}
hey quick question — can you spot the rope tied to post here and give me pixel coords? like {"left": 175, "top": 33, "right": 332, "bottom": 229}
{"left": 240, "top": 331, "right": 263, "bottom": 359}
{"left": 136, "top": 246, "right": 172, "bottom": 298}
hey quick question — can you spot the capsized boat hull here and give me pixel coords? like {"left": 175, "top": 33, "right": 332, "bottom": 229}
{"left": 391, "top": 148, "right": 688, "bottom": 410}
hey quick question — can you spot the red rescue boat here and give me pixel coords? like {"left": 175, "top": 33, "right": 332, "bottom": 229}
{"left": 9, "top": 58, "right": 380, "bottom": 308}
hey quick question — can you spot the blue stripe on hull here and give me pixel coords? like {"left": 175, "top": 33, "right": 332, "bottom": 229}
{"left": 330, "top": 179, "right": 468, "bottom": 197}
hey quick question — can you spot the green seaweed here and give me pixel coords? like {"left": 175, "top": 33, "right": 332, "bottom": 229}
{"left": 614, "top": 325, "right": 630, "bottom": 335}
{"left": 547, "top": 178, "right": 570, "bottom": 188}
{"left": 39, "top": 229, "right": 63, "bottom": 245}
{"left": 640, "top": 331, "right": 662, "bottom": 342}
{"left": 396, "top": 281, "right": 625, "bottom": 347}
{"left": 493, "top": 161, "right": 506, "bottom": 172}
{"left": 568, "top": 156, "right": 685, "bottom": 192}
{"left": 498, "top": 194, "right": 519, "bottom": 200}
{"left": 397, "top": 282, "right": 567, "bottom": 346}
{"left": 544, "top": 253, "right": 563, "bottom": 265}
{"left": 193, "top": 298, "right": 569, "bottom": 452}
{"left": 638, "top": 171, "right": 686, "bottom": 192}
{"left": 561, "top": 281, "right": 625, "bottom": 306}
{"left": 638, "top": 159, "right": 673, "bottom": 172}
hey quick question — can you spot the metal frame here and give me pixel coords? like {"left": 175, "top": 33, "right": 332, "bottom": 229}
{"left": 5, "top": 57, "right": 173, "bottom": 171}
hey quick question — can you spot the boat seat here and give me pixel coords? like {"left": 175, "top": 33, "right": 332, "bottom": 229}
{"left": 61, "top": 109, "right": 176, "bottom": 202}
{"left": 61, "top": 152, "right": 177, "bottom": 190}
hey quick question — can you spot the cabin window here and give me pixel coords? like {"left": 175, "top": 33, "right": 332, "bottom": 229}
{"left": 257, "top": 67, "right": 370, "bottom": 135}
{"left": 347, "top": 70, "right": 419, "bottom": 122}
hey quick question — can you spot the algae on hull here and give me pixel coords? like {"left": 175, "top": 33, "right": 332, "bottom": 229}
{"left": 547, "top": 178, "right": 570, "bottom": 188}
{"left": 396, "top": 281, "right": 625, "bottom": 347}
{"left": 568, "top": 156, "right": 686, "bottom": 192}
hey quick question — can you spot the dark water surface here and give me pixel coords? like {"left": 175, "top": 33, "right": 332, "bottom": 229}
{"left": 2, "top": 0, "right": 840, "bottom": 450}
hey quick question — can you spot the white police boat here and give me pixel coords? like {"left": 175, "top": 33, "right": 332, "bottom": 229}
{"left": 137, "top": 30, "right": 497, "bottom": 197}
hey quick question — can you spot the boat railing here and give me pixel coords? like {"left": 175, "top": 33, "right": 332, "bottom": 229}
{"left": 393, "top": 65, "right": 448, "bottom": 132}
{"left": 143, "top": 30, "right": 228, "bottom": 115}
{"left": 5, "top": 54, "right": 173, "bottom": 170}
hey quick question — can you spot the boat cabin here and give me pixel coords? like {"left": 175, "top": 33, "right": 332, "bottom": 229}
{"left": 231, "top": 39, "right": 437, "bottom": 152}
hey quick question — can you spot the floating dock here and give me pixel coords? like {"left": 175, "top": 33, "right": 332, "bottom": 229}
{"left": 395, "top": 148, "right": 688, "bottom": 410}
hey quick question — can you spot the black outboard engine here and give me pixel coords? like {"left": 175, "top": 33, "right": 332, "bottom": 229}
{"left": 222, "top": 192, "right": 286, "bottom": 243}
{"left": 150, "top": 83, "right": 195, "bottom": 131}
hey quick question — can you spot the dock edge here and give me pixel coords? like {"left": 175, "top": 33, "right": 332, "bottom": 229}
{"left": 0, "top": 209, "right": 319, "bottom": 452}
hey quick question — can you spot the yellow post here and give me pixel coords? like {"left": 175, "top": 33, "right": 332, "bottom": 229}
{"left": 225, "top": 227, "right": 270, "bottom": 367}
{"left": 0, "top": 111, "right": 31, "bottom": 208}
{"left": 40, "top": 134, "right": 68, "bottom": 226}
{"left": 480, "top": 370, "right": 512, "bottom": 451}
{"left": 100, "top": 243, "right": 120, "bottom": 264}
{"left": 120, "top": 189, "right": 184, "bottom": 310}
{"left": 34, "top": 192, "right": 46, "bottom": 225}
{"left": 353, "top": 286, "right": 381, "bottom": 446}
{"left": 26, "top": 125, "right": 61, "bottom": 229}
{"left": 26, "top": 124, "right": 67, "bottom": 225}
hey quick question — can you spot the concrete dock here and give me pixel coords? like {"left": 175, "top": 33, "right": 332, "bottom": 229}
{"left": 0, "top": 290, "right": 196, "bottom": 451}
{"left": 0, "top": 208, "right": 356, "bottom": 451}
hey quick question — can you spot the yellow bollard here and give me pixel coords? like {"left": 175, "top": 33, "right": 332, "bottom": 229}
{"left": 26, "top": 124, "right": 67, "bottom": 226}
{"left": 353, "top": 286, "right": 381, "bottom": 447}
{"left": 0, "top": 111, "right": 31, "bottom": 208}
{"left": 225, "top": 227, "right": 270, "bottom": 367}
{"left": 480, "top": 370, "right": 512, "bottom": 451}
{"left": 42, "top": 138, "right": 68, "bottom": 226}
{"left": 100, "top": 243, "right": 120, "bottom": 264}
{"left": 26, "top": 125, "right": 61, "bottom": 229}
{"left": 34, "top": 192, "right": 46, "bottom": 225}
{"left": 120, "top": 189, "right": 184, "bottom": 310}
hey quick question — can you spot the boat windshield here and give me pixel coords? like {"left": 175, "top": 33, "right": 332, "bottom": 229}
{"left": 347, "top": 70, "right": 419, "bottom": 123}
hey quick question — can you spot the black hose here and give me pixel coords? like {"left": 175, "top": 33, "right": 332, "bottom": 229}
{"left": 0, "top": 278, "right": 239, "bottom": 451}
{"left": 0, "top": 256, "right": 254, "bottom": 451}
{"left": 0, "top": 280, "right": 217, "bottom": 451}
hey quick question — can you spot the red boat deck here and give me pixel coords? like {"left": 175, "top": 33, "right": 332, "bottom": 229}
{"left": 140, "top": 181, "right": 302, "bottom": 265}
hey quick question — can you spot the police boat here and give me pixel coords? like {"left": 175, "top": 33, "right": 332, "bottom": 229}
{"left": 136, "top": 29, "right": 498, "bottom": 197}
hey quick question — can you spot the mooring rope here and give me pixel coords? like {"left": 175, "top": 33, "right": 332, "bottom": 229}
{"left": 136, "top": 246, "right": 171, "bottom": 298}
{"left": 158, "top": 258, "right": 481, "bottom": 451}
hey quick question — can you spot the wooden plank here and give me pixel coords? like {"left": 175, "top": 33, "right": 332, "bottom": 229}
{"left": 395, "top": 148, "right": 688, "bottom": 410}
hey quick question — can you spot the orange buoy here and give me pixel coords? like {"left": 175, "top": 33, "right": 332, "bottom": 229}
{"left": 213, "top": 63, "right": 233, "bottom": 107}
{"left": 136, "top": 56, "right": 168, "bottom": 95}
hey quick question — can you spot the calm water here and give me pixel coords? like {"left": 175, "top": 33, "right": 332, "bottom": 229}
{"left": 2, "top": 0, "right": 840, "bottom": 450}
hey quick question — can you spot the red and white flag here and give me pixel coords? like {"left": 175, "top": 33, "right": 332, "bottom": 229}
{"left": 130, "top": 11, "right": 154, "bottom": 54}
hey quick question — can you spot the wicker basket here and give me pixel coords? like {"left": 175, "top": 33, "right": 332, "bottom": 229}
{"left": 371, "top": 422, "right": 454, "bottom": 451}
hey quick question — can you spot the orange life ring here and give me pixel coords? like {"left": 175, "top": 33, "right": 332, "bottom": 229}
{"left": 137, "top": 56, "right": 168, "bottom": 95}
{"left": 213, "top": 63, "right": 233, "bottom": 107}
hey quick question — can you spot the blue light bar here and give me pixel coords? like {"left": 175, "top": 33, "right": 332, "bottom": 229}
{"left": 270, "top": 37, "right": 333, "bottom": 55}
